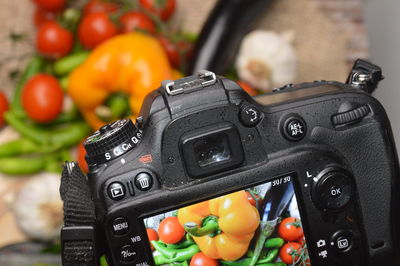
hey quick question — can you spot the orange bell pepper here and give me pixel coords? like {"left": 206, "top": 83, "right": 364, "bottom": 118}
{"left": 68, "top": 32, "right": 175, "bottom": 129}
{"left": 177, "top": 190, "right": 260, "bottom": 261}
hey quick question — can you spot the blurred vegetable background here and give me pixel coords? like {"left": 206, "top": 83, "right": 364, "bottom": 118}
{"left": 0, "top": 0, "right": 368, "bottom": 264}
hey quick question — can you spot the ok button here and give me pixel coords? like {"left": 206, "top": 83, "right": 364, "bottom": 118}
{"left": 330, "top": 186, "right": 342, "bottom": 198}
{"left": 312, "top": 169, "right": 354, "bottom": 210}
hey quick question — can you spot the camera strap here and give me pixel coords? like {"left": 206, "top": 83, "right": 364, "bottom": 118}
{"left": 60, "top": 162, "right": 98, "bottom": 266}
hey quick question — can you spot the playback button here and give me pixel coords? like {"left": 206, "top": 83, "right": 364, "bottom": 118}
{"left": 107, "top": 182, "right": 126, "bottom": 201}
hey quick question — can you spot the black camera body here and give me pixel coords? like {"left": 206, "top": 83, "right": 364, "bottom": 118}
{"left": 61, "top": 61, "right": 400, "bottom": 266}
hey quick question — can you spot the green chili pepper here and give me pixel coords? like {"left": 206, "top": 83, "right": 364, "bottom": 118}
{"left": 4, "top": 111, "right": 90, "bottom": 147}
{"left": 184, "top": 216, "right": 219, "bottom": 237}
{"left": 107, "top": 93, "right": 130, "bottom": 119}
{"left": 264, "top": 238, "right": 284, "bottom": 249}
{"left": 221, "top": 257, "right": 284, "bottom": 266}
{"left": 221, "top": 258, "right": 251, "bottom": 266}
{"left": 257, "top": 263, "right": 285, "bottom": 266}
{"left": 246, "top": 249, "right": 254, "bottom": 257}
{"left": 0, "top": 138, "right": 41, "bottom": 157}
{"left": 166, "top": 238, "right": 195, "bottom": 249}
{"left": 151, "top": 241, "right": 177, "bottom": 259}
{"left": 45, "top": 161, "right": 62, "bottom": 173}
{"left": 0, "top": 156, "right": 46, "bottom": 175}
{"left": 152, "top": 242, "right": 199, "bottom": 265}
{"left": 11, "top": 56, "right": 44, "bottom": 114}
{"left": 53, "top": 51, "right": 89, "bottom": 76}
{"left": 59, "top": 75, "right": 69, "bottom": 92}
{"left": 250, "top": 219, "right": 278, "bottom": 266}
{"left": 257, "top": 249, "right": 279, "bottom": 264}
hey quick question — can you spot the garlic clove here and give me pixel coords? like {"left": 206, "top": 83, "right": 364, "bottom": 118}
{"left": 236, "top": 30, "right": 297, "bottom": 91}
{"left": 13, "top": 173, "right": 63, "bottom": 242}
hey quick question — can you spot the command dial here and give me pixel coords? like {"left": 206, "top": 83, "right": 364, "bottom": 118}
{"left": 84, "top": 119, "right": 142, "bottom": 164}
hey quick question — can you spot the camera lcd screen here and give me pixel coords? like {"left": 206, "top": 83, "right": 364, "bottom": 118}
{"left": 143, "top": 174, "right": 310, "bottom": 265}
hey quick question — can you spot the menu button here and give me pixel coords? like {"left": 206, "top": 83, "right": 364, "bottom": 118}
{"left": 112, "top": 217, "right": 129, "bottom": 236}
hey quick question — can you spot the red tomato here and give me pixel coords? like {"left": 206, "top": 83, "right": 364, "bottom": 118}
{"left": 33, "top": 7, "right": 58, "bottom": 27}
{"left": 22, "top": 74, "right": 64, "bottom": 123}
{"left": 158, "top": 36, "right": 192, "bottom": 69}
{"left": 119, "top": 11, "right": 156, "bottom": 34}
{"left": 190, "top": 252, "right": 219, "bottom": 266}
{"left": 78, "top": 12, "right": 118, "bottom": 49}
{"left": 77, "top": 141, "right": 89, "bottom": 173}
{"left": 83, "top": 0, "right": 119, "bottom": 16}
{"left": 139, "top": 0, "right": 176, "bottom": 21}
{"left": 245, "top": 191, "right": 261, "bottom": 206}
{"left": 158, "top": 216, "right": 185, "bottom": 244}
{"left": 32, "top": 0, "right": 65, "bottom": 12}
{"left": 146, "top": 228, "right": 159, "bottom": 251}
{"left": 0, "top": 92, "right": 9, "bottom": 127}
{"left": 158, "top": 36, "right": 179, "bottom": 68}
{"left": 279, "top": 242, "right": 302, "bottom": 264}
{"left": 297, "top": 236, "right": 306, "bottom": 246}
{"left": 36, "top": 21, "right": 73, "bottom": 58}
{"left": 278, "top": 217, "right": 304, "bottom": 241}
{"left": 237, "top": 81, "right": 257, "bottom": 96}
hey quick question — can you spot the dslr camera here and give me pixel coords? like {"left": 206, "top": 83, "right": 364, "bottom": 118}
{"left": 60, "top": 60, "right": 400, "bottom": 266}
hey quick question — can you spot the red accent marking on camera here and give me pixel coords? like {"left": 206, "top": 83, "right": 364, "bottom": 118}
{"left": 139, "top": 154, "right": 153, "bottom": 164}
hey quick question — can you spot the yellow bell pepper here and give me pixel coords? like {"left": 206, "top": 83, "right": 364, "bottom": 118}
{"left": 178, "top": 190, "right": 260, "bottom": 261}
{"left": 68, "top": 32, "right": 176, "bottom": 129}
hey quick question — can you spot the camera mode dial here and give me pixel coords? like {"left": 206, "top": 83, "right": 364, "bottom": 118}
{"left": 84, "top": 119, "right": 143, "bottom": 164}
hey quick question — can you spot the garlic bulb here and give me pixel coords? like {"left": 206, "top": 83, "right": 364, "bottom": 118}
{"left": 13, "top": 173, "right": 63, "bottom": 241}
{"left": 235, "top": 30, "right": 297, "bottom": 91}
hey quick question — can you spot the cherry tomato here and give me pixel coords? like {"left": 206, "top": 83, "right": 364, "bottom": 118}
{"left": 119, "top": 11, "right": 156, "bottom": 34}
{"left": 158, "top": 216, "right": 185, "bottom": 244}
{"left": 33, "top": 7, "right": 58, "bottom": 27}
{"left": 77, "top": 141, "right": 89, "bottom": 173}
{"left": 83, "top": 0, "right": 119, "bottom": 16}
{"left": 32, "top": 0, "right": 65, "bottom": 12}
{"left": 78, "top": 12, "right": 118, "bottom": 49}
{"left": 190, "top": 252, "right": 219, "bottom": 266}
{"left": 22, "top": 74, "right": 64, "bottom": 123}
{"left": 146, "top": 228, "right": 159, "bottom": 250}
{"left": 36, "top": 21, "right": 73, "bottom": 58}
{"left": 158, "top": 36, "right": 179, "bottom": 68}
{"left": 158, "top": 36, "right": 193, "bottom": 69}
{"left": 279, "top": 242, "right": 302, "bottom": 264}
{"left": 245, "top": 191, "right": 261, "bottom": 206}
{"left": 297, "top": 236, "right": 306, "bottom": 246}
{"left": 0, "top": 92, "right": 9, "bottom": 127}
{"left": 237, "top": 81, "right": 257, "bottom": 96}
{"left": 278, "top": 217, "right": 304, "bottom": 241}
{"left": 139, "top": 0, "right": 176, "bottom": 21}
